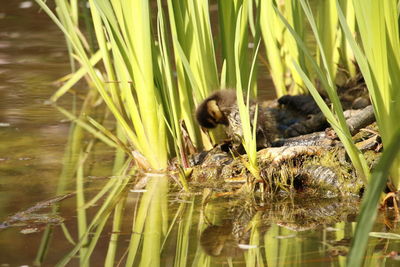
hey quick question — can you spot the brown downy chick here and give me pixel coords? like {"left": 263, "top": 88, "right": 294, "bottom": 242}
{"left": 196, "top": 89, "right": 278, "bottom": 149}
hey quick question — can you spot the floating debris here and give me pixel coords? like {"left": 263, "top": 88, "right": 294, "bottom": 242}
{"left": 0, "top": 193, "right": 73, "bottom": 232}
{"left": 19, "top": 1, "right": 33, "bottom": 9}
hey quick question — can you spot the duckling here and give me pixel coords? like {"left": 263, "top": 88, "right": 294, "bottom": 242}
{"left": 196, "top": 89, "right": 278, "bottom": 148}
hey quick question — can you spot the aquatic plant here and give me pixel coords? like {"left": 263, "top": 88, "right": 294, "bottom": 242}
{"left": 346, "top": 128, "right": 400, "bottom": 267}
{"left": 36, "top": 0, "right": 368, "bottom": 182}
{"left": 260, "top": 0, "right": 357, "bottom": 97}
{"left": 341, "top": 0, "right": 400, "bottom": 190}
{"left": 234, "top": 2, "right": 261, "bottom": 179}
{"left": 335, "top": 0, "right": 400, "bottom": 264}
{"left": 274, "top": 0, "right": 400, "bottom": 265}
{"left": 273, "top": 0, "right": 370, "bottom": 182}
{"left": 259, "top": 0, "right": 287, "bottom": 97}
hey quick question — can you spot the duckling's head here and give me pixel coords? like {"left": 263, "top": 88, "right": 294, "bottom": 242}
{"left": 196, "top": 90, "right": 236, "bottom": 128}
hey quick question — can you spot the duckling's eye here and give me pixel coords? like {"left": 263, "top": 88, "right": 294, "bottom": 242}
{"left": 210, "top": 110, "right": 217, "bottom": 118}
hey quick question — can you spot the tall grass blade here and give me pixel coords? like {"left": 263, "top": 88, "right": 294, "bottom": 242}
{"left": 50, "top": 49, "right": 103, "bottom": 102}
{"left": 347, "top": 128, "right": 400, "bottom": 266}
{"left": 54, "top": 105, "right": 118, "bottom": 149}
{"left": 283, "top": 0, "right": 309, "bottom": 95}
{"left": 235, "top": 4, "right": 259, "bottom": 178}
{"left": 260, "top": 0, "right": 287, "bottom": 96}
{"left": 348, "top": 0, "right": 400, "bottom": 188}
{"left": 315, "top": 0, "right": 340, "bottom": 78}
{"left": 167, "top": 0, "right": 220, "bottom": 148}
{"left": 217, "top": 0, "right": 240, "bottom": 88}
{"left": 338, "top": 0, "right": 356, "bottom": 77}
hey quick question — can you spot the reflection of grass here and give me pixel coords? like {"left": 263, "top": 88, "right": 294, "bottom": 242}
{"left": 245, "top": 212, "right": 264, "bottom": 266}
{"left": 125, "top": 175, "right": 169, "bottom": 266}
{"left": 33, "top": 92, "right": 132, "bottom": 265}
{"left": 57, "top": 165, "right": 132, "bottom": 266}
{"left": 34, "top": 95, "right": 88, "bottom": 266}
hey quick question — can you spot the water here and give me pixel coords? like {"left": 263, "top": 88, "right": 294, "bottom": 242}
{"left": 1, "top": 1, "right": 400, "bottom": 266}
{"left": 0, "top": 1, "right": 115, "bottom": 265}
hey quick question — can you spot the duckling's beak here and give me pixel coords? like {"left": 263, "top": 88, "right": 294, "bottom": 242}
{"left": 218, "top": 116, "right": 229, "bottom": 126}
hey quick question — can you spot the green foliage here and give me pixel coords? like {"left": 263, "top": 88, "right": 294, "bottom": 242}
{"left": 234, "top": 2, "right": 260, "bottom": 178}
{"left": 166, "top": 0, "right": 219, "bottom": 148}
{"left": 316, "top": 0, "right": 340, "bottom": 79}
{"left": 273, "top": 0, "right": 370, "bottom": 181}
{"left": 38, "top": 0, "right": 369, "bottom": 180}
{"left": 39, "top": 0, "right": 400, "bottom": 187}
{"left": 338, "top": 0, "right": 356, "bottom": 78}
{"left": 260, "top": 0, "right": 287, "bottom": 96}
{"left": 341, "top": 0, "right": 400, "bottom": 189}
{"left": 283, "top": 0, "right": 309, "bottom": 95}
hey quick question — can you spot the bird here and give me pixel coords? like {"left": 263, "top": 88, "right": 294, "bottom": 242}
{"left": 195, "top": 89, "right": 278, "bottom": 149}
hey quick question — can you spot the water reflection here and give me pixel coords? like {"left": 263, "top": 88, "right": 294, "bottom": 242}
{"left": 197, "top": 196, "right": 357, "bottom": 266}
{"left": 200, "top": 223, "right": 243, "bottom": 257}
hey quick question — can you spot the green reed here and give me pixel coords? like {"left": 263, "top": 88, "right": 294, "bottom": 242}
{"left": 274, "top": 0, "right": 370, "bottom": 181}
{"left": 260, "top": 0, "right": 310, "bottom": 97}
{"left": 260, "top": 0, "right": 358, "bottom": 97}
{"left": 338, "top": 0, "right": 356, "bottom": 78}
{"left": 36, "top": 0, "right": 399, "bottom": 193}
{"left": 336, "top": 1, "right": 400, "bottom": 263}
{"left": 260, "top": 0, "right": 287, "bottom": 96}
{"left": 234, "top": 1, "right": 260, "bottom": 178}
{"left": 315, "top": 0, "right": 340, "bottom": 79}
{"left": 346, "top": 128, "right": 400, "bottom": 266}
{"left": 273, "top": 0, "right": 400, "bottom": 264}
{"left": 344, "top": 0, "right": 400, "bottom": 190}
{"left": 37, "top": 0, "right": 266, "bottom": 175}
{"left": 38, "top": 1, "right": 368, "bottom": 174}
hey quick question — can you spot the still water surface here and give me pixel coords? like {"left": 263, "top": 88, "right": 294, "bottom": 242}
{"left": 1, "top": 1, "right": 400, "bottom": 266}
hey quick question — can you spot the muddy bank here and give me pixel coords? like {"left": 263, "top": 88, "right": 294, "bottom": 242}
{"left": 187, "top": 104, "right": 379, "bottom": 198}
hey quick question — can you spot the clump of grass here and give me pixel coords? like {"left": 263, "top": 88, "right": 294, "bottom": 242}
{"left": 234, "top": 3, "right": 260, "bottom": 179}
{"left": 273, "top": 0, "right": 370, "bottom": 181}
{"left": 334, "top": 0, "right": 400, "bottom": 264}
{"left": 39, "top": 0, "right": 365, "bottom": 177}
{"left": 341, "top": 0, "right": 400, "bottom": 190}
